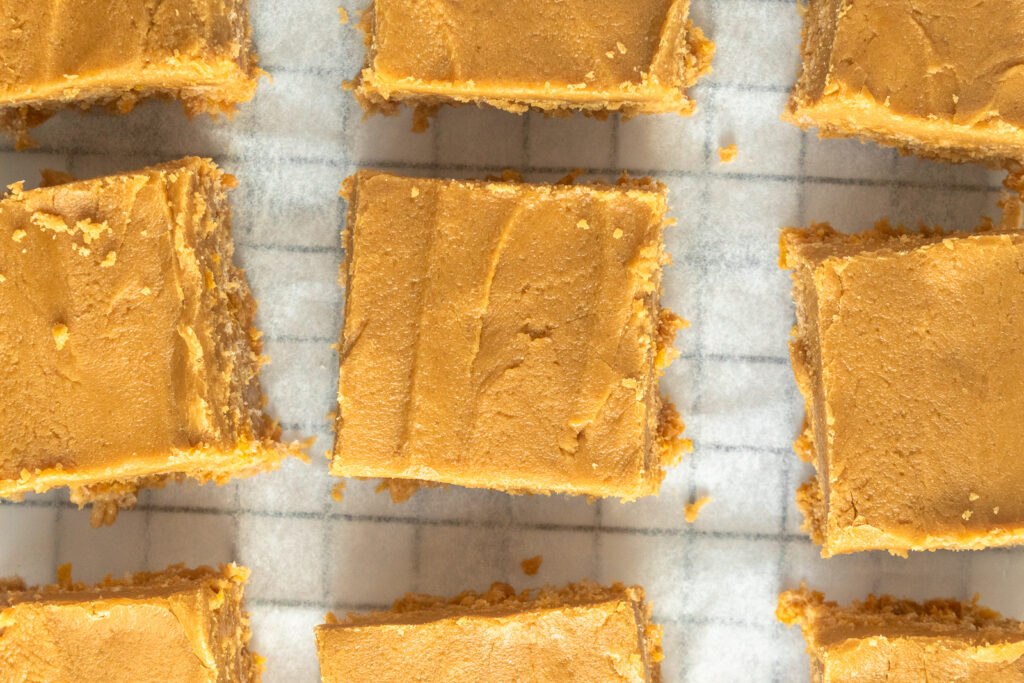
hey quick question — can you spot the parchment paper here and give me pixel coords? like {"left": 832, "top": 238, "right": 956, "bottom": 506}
{"left": 0, "top": 1, "right": 1015, "bottom": 680}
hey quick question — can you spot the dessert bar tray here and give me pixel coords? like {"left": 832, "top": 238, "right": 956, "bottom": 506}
{"left": 0, "top": 0, "right": 1013, "bottom": 680}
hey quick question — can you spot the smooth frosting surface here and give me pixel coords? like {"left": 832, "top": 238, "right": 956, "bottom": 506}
{"left": 782, "top": 224, "right": 1024, "bottom": 555}
{"left": 355, "top": 0, "right": 713, "bottom": 117}
{"left": 0, "top": 0, "right": 260, "bottom": 146}
{"left": 0, "top": 565, "right": 259, "bottom": 683}
{"left": 316, "top": 582, "right": 661, "bottom": 683}
{"left": 333, "top": 172, "right": 685, "bottom": 501}
{"left": 787, "top": 0, "right": 1024, "bottom": 163}
{"left": 779, "top": 588, "right": 1024, "bottom": 682}
{"left": 0, "top": 158, "right": 293, "bottom": 522}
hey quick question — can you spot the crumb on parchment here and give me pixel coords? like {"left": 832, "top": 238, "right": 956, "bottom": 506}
{"left": 520, "top": 556, "right": 543, "bottom": 576}
{"left": 685, "top": 496, "right": 712, "bottom": 523}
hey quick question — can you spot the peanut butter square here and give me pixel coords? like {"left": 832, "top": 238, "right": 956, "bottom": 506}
{"left": 786, "top": 0, "right": 1024, "bottom": 165}
{"left": 0, "top": 564, "right": 260, "bottom": 682}
{"left": 0, "top": 0, "right": 262, "bottom": 149}
{"left": 333, "top": 171, "right": 687, "bottom": 501}
{"left": 0, "top": 158, "right": 301, "bottom": 525}
{"left": 782, "top": 223, "right": 1024, "bottom": 555}
{"left": 316, "top": 581, "right": 663, "bottom": 683}
{"left": 778, "top": 587, "right": 1024, "bottom": 681}
{"left": 353, "top": 0, "right": 713, "bottom": 124}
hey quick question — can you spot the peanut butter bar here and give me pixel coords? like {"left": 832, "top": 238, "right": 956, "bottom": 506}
{"left": 779, "top": 587, "right": 1024, "bottom": 681}
{"left": 352, "top": 0, "right": 713, "bottom": 124}
{"left": 0, "top": 0, "right": 262, "bottom": 148}
{"left": 0, "top": 564, "right": 260, "bottom": 682}
{"left": 333, "top": 171, "right": 687, "bottom": 502}
{"left": 782, "top": 222, "right": 1024, "bottom": 555}
{"left": 786, "top": 0, "right": 1024, "bottom": 165}
{"left": 316, "top": 581, "right": 663, "bottom": 683}
{"left": 0, "top": 158, "right": 302, "bottom": 525}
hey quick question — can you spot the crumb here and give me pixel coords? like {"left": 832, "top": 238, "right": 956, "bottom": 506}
{"left": 377, "top": 478, "right": 420, "bottom": 503}
{"left": 605, "top": 51, "right": 615, "bottom": 59}
{"left": 962, "top": 510, "right": 973, "bottom": 520}
{"left": 12, "top": 230, "right": 26, "bottom": 242}
{"left": 685, "top": 496, "right": 712, "bottom": 523}
{"left": 994, "top": 507, "right": 1000, "bottom": 515}
{"left": 338, "top": 7, "right": 349, "bottom": 23}
{"left": 52, "top": 324, "right": 69, "bottom": 350}
{"left": 577, "top": 219, "right": 590, "bottom": 230}
{"left": 0, "top": 274, "right": 5, "bottom": 283}
{"left": 100, "top": 251, "right": 117, "bottom": 268}
{"left": 718, "top": 144, "right": 738, "bottom": 164}
{"left": 969, "top": 492, "right": 980, "bottom": 501}
{"left": 555, "top": 168, "right": 585, "bottom": 185}
{"left": 616, "top": 41, "right": 627, "bottom": 54}
{"left": 77, "top": 219, "right": 109, "bottom": 244}
{"left": 141, "top": 286, "right": 151, "bottom": 296}
{"left": 520, "top": 556, "right": 543, "bottom": 576}
{"left": 411, "top": 187, "right": 420, "bottom": 198}
{"left": 612, "top": 228, "right": 623, "bottom": 239}
{"left": 331, "top": 482, "right": 345, "bottom": 502}
{"left": 31, "top": 212, "right": 68, "bottom": 233}
{"left": 411, "top": 105, "right": 438, "bottom": 133}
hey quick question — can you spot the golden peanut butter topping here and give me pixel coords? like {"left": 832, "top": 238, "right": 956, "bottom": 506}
{"left": 355, "top": 0, "right": 713, "bottom": 118}
{"left": 0, "top": 565, "right": 259, "bottom": 683}
{"left": 788, "top": 0, "right": 1024, "bottom": 163}
{"left": 333, "top": 172, "right": 685, "bottom": 501}
{"left": 779, "top": 588, "right": 1024, "bottom": 681}
{"left": 316, "top": 582, "right": 661, "bottom": 683}
{"left": 0, "top": 158, "right": 291, "bottom": 515}
{"left": 782, "top": 224, "right": 1024, "bottom": 555}
{"left": 0, "top": 0, "right": 261, "bottom": 147}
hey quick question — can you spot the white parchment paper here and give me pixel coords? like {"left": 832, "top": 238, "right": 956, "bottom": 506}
{"left": 0, "top": 1, "right": 1016, "bottom": 681}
